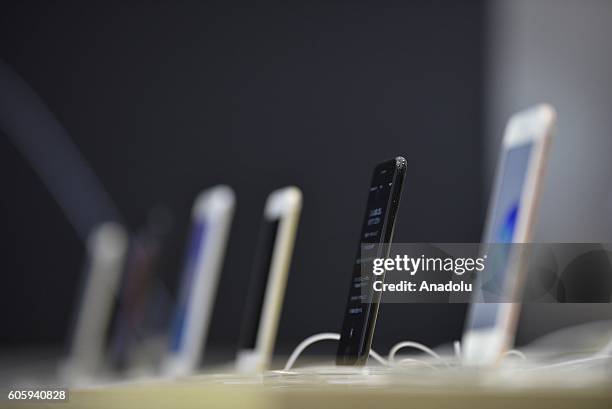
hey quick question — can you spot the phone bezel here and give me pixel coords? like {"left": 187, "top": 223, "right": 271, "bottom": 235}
{"left": 62, "top": 222, "right": 128, "bottom": 382}
{"left": 336, "top": 157, "right": 407, "bottom": 366}
{"left": 162, "top": 185, "right": 235, "bottom": 377}
{"left": 235, "top": 186, "right": 302, "bottom": 373}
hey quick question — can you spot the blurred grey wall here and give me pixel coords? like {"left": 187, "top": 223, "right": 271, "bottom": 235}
{"left": 485, "top": 0, "right": 612, "bottom": 344}
{"left": 0, "top": 1, "right": 485, "bottom": 352}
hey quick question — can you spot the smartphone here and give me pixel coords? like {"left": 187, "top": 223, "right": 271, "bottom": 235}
{"left": 62, "top": 222, "right": 128, "bottom": 382}
{"left": 104, "top": 213, "right": 170, "bottom": 374}
{"left": 162, "top": 186, "right": 235, "bottom": 377}
{"left": 235, "top": 187, "right": 302, "bottom": 372}
{"left": 336, "top": 157, "right": 407, "bottom": 366}
{"left": 462, "top": 104, "right": 556, "bottom": 366}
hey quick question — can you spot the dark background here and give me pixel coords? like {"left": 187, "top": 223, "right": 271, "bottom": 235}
{"left": 0, "top": 1, "right": 484, "bottom": 359}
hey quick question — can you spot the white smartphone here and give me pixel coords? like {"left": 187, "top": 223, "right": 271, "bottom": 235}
{"left": 61, "top": 222, "right": 128, "bottom": 382}
{"left": 235, "top": 186, "right": 302, "bottom": 373}
{"left": 462, "top": 104, "right": 556, "bottom": 366}
{"left": 162, "top": 186, "right": 235, "bottom": 377}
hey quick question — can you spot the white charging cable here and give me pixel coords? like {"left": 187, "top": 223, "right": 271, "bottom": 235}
{"left": 283, "top": 333, "right": 388, "bottom": 371}
{"left": 283, "top": 333, "right": 338, "bottom": 371}
{"left": 283, "top": 333, "right": 441, "bottom": 371}
{"left": 283, "top": 334, "right": 459, "bottom": 371}
{"left": 283, "top": 332, "right": 610, "bottom": 373}
{"left": 388, "top": 341, "right": 451, "bottom": 367}
{"left": 503, "top": 349, "right": 527, "bottom": 360}
{"left": 524, "top": 355, "right": 612, "bottom": 371}
{"left": 396, "top": 358, "right": 439, "bottom": 370}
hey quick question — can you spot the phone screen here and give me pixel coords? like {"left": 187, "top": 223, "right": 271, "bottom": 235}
{"left": 468, "top": 142, "right": 533, "bottom": 330}
{"left": 336, "top": 158, "right": 406, "bottom": 365}
{"left": 240, "top": 219, "right": 280, "bottom": 350}
{"left": 169, "top": 221, "right": 207, "bottom": 352}
{"left": 105, "top": 234, "right": 162, "bottom": 371}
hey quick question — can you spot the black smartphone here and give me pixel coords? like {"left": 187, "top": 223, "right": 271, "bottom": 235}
{"left": 336, "top": 157, "right": 407, "bottom": 366}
